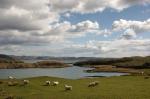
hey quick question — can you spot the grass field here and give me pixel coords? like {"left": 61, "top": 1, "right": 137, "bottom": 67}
{"left": 0, "top": 76, "right": 150, "bottom": 99}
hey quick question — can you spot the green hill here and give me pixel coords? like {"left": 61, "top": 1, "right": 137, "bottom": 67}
{"left": 74, "top": 56, "right": 150, "bottom": 69}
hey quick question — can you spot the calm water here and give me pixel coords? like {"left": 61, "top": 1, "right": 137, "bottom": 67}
{"left": 0, "top": 66, "right": 127, "bottom": 79}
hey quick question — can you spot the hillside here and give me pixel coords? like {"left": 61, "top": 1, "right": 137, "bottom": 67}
{"left": 74, "top": 56, "right": 150, "bottom": 69}
{"left": 0, "top": 54, "right": 70, "bottom": 69}
{"left": 0, "top": 54, "right": 23, "bottom": 63}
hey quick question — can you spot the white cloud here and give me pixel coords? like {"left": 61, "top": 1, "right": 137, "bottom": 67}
{"left": 43, "top": 39, "right": 149, "bottom": 57}
{"left": 112, "top": 19, "right": 150, "bottom": 39}
{"left": 63, "top": 12, "right": 71, "bottom": 18}
{"left": 0, "top": 0, "right": 149, "bottom": 57}
{"left": 0, "top": 18, "right": 110, "bottom": 47}
{"left": 70, "top": 20, "right": 99, "bottom": 32}
{"left": 112, "top": 19, "right": 150, "bottom": 32}
{"left": 0, "top": 0, "right": 59, "bottom": 31}
{"left": 121, "top": 29, "right": 137, "bottom": 39}
{"left": 50, "top": 0, "right": 150, "bottom": 13}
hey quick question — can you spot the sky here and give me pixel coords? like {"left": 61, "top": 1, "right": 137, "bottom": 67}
{"left": 0, "top": 0, "right": 150, "bottom": 57}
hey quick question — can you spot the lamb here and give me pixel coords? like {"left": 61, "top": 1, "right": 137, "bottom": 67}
{"left": 53, "top": 81, "right": 59, "bottom": 86}
{"left": 45, "top": 81, "right": 51, "bottom": 86}
{"left": 88, "top": 81, "right": 99, "bottom": 87}
{"left": 64, "top": 84, "right": 72, "bottom": 91}
{"left": 8, "top": 76, "right": 14, "bottom": 80}
{"left": 23, "top": 80, "right": 29, "bottom": 85}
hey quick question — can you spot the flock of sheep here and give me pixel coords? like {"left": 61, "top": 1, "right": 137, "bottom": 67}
{"left": 7, "top": 76, "right": 99, "bottom": 91}
{"left": 45, "top": 80, "right": 73, "bottom": 90}
{"left": 7, "top": 76, "right": 30, "bottom": 86}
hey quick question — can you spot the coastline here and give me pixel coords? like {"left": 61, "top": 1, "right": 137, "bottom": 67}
{"left": 83, "top": 65, "right": 146, "bottom": 76}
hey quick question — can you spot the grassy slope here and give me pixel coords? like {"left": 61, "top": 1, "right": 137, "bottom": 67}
{"left": 0, "top": 76, "right": 150, "bottom": 99}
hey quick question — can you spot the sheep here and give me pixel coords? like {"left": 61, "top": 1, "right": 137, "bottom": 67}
{"left": 53, "top": 81, "right": 59, "bottom": 86}
{"left": 23, "top": 80, "right": 29, "bottom": 85}
{"left": 64, "top": 84, "right": 72, "bottom": 91}
{"left": 8, "top": 76, "right": 14, "bottom": 80}
{"left": 140, "top": 71, "right": 144, "bottom": 75}
{"left": 88, "top": 82, "right": 96, "bottom": 87}
{"left": 88, "top": 81, "right": 99, "bottom": 87}
{"left": 7, "top": 81, "right": 13, "bottom": 86}
{"left": 7, "top": 81, "right": 18, "bottom": 86}
{"left": 45, "top": 81, "right": 51, "bottom": 86}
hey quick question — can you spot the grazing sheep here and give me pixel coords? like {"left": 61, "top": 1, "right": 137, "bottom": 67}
{"left": 45, "top": 81, "right": 51, "bottom": 86}
{"left": 8, "top": 81, "right": 13, "bottom": 86}
{"left": 64, "top": 85, "right": 72, "bottom": 91}
{"left": 141, "top": 71, "right": 144, "bottom": 75}
{"left": 88, "top": 81, "right": 99, "bottom": 87}
{"left": 53, "top": 81, "right": 59, "bottom": 86}
{"left": 23, "top": 80, "right": 29, "bottom": 85}
{"left": 88, "top": 82, "right": 95, "bottom": 87}
{"left": 8, "top": 76, "right": 14, "bottom": 80}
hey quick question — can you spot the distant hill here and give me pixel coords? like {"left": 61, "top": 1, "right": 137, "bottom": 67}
{"left": 0, "top": 54, "right": 70, "bottom": 69}
{"left": 74, "top": 56, "right": 150, "bottom": 69}
{"left": 11, "top": 55, "right": 103, "bottom": 63}
{"left": 0, "top": 54, "right": 23, "bottom": 63}
{"left": 0, "top": 54, "right": 15, "bottom": 60}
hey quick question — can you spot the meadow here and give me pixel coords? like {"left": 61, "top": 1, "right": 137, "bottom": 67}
{"left": 0, "top": 76, "right": 150, "bottom": 99}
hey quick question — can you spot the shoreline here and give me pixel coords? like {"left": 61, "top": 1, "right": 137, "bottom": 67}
{"left": 81, "top": 65, "right": 146, "bottom": 76}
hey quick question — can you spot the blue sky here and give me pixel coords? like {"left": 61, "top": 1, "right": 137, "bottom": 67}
{"left": 63, "top": 5, "right": 150, "bottom": 44}
{"left": 0, "top": 0, "right": 149, "bottom": 57}
{"left": 62, "top": 5, "right": 150, "bottom": 26}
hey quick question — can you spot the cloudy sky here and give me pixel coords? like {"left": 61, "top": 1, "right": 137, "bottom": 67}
{"left": 0, "top": 0, "right": 150, "bottom": 57}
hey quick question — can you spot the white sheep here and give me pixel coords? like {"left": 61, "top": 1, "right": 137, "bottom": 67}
{"left": 23, "top": 80, "right": 29, "bottom": 85}
{"left": 64, "top": 84, "right": 72, "bottom": 91}
{"left": 8, "top": 81, "right": 18, "bottom": 86}
{"left": 8, "top": 81, "right": 13, "bottom": 86}
{"left": 8, "top": 76, "right": 14, "bottom": 80}
{"left": 45, "top": 81, "right": 51, "bottom": 85}
{"left": 88, "top": 81, "right": 99, "bottom": 87}
{"left": 88, "top": 82, "right": 96, "bottom": 87}
{"left": 53, "top": 81, "right": 59, "bottom": 86}
{"left": 141, "top": 71, "right": 144, "bottom": 75}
